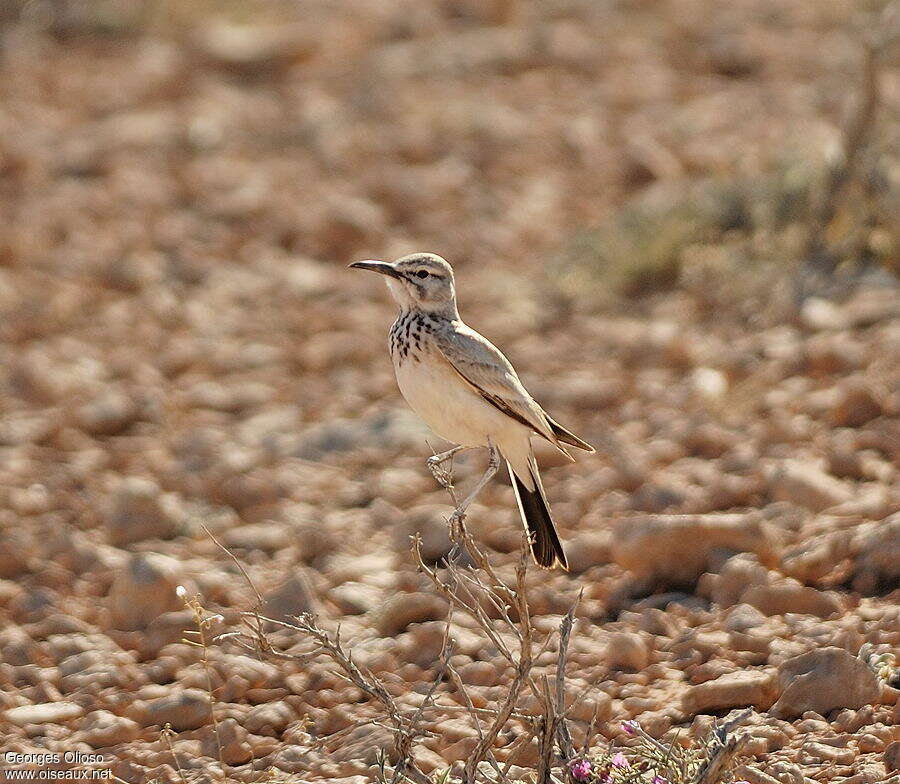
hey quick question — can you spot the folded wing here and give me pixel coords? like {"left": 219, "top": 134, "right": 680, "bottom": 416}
{"left": 434, "top": 323, "right": 593, "bottom": 455}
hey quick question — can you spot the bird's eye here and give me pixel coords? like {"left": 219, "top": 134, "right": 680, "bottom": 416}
{"left": 415, "top": 270, "right": 429, "bottom": 279}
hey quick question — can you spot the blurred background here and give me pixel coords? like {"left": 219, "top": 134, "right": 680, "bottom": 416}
{"left": 0, "top": 1, "right": 898, "bottom": 781}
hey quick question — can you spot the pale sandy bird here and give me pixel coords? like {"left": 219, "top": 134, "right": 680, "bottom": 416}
{"left": 350, "top": 252, "right": 593, "bottom": 569}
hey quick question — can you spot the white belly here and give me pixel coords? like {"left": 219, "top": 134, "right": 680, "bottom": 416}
{"left": 394, "top": 352, "right": 519, "bottom": 448}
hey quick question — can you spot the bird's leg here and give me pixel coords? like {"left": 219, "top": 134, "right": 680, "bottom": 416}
{"left": 448, "top": 443, "right": 500, "bottom": 538}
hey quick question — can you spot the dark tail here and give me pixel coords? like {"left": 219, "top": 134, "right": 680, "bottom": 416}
{"left": 507, "top": 459, "right": 568, "bottom": 570}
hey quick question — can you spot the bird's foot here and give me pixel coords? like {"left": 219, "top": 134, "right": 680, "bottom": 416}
{"left": 447, "top": 508, "right": 468, "bottom": 542}
{"left": 426, "top": 446, "right": 463, "bottom": 489}
{"left": 428, "top": 460, "right": 454, "bottom": 491}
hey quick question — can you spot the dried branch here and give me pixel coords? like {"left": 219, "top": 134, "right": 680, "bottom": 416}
{"left": 554, "top": 599, "right": 580, "bottom": 764}
{"left": 692, "top": 708, "right": 754, "bottom": 784}
{"left": 205, "top": 454, "right": 593, "bottom": 784}
{"left": 801, "top": 4, "right": 898, "bottom": 291}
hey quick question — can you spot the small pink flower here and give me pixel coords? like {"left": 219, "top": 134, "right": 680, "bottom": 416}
{"left": 569, "top": 759, "right": 592, "bottom": 781}
{"left": 652, "top": 777, "right": 669, "bottom": 784}
{"left": 611, "top": 752, "right": 629, "bottom": 769}
{"left": 621, "top": 720, "right": 639, "bottom": 735}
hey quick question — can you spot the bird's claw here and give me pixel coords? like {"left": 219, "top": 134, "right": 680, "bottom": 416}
{"left": 447, "top": 508, "right": 467, "bottom": 541}
{"left": 428, "top": 460, "right": 454, "bottom": 490}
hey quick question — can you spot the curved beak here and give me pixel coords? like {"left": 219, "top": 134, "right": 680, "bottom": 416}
{"left": 348, "top": 260, "right": 404, "bottom": 280}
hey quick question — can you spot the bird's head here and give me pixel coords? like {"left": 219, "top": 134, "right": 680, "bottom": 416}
{"left": 349, "top": 252, "right": 458, "bottom": 317}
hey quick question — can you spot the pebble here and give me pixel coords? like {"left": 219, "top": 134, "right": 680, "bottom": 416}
{"left": 373, "top": 592, "right": 448, "bottom": 636}
{"left": 605, "top": 631, "right": 650, "bottom": 671}
{"left": 772, "top": 647, "right": 880, "bottom": 719}
{"left": 107, "top": 553, "right": 187, "bottom": 631}
{"left": 886, "top": 741, "right": 900, "bottom": 772}
{"left": 244, "top": 700, "right": 295, "bottom": 736}
{"left": 4, "top": 701, "right": 83, "bottom": 726}
{"left": 767, "top": 460, "right": 854, "bottom": 512}
{"left": 105, "top": 477, "right": 183, "bottom": 545}
{"left": 200, "top": 717, "right": 253, "bottom": 765}
{"left": 263, "top": 570, "right": 320, "bottom": 620}
{"left": 135, "top": 688, "right": 212, "bottom": 731}
{"left": 78, "top": 710, "right": 141, "bottom": 747}
{"left": 682, "top": 669, "right": 778, "bottom": 714}
{"left": 612, "top": 513, "right": 778, "bottom": 585}
{"left": 742, "top": 580, "right": 842, "bottom": 618}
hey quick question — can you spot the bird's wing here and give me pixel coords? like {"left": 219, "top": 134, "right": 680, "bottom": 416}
{"left": 433, "top": 322, "right": 569, "bottom": 453}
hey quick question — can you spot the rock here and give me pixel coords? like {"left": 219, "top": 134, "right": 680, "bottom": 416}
{"left": 106, "top": 477, "right": 183, "bottom": 545}
{"left": 7, "top": 585, "right": 59, "bottom": 622}
{"left": 802, "top": 741, "right": 855, "bottom": 764}
{"left": 222, "top": 522, "right": 291, "bottom": 553}
{"left": 766, "top": 460, "right": 853, "bottom": 512}
{"left": 373, "top": 593, "right": 448, "bottom": 636}
{"left": 612, "top": 513, "right": 779, "bottom": 585}
{"left": 742, "top": 581, "right": 842, "bottom": 618}
{"left": 75, "top": 389, "right": 140, "bottom": 436}
{"left": 201, "top": 717, "right": 253, "bottom": 765}
{"left": 0, "top": 532, "right": 31, "bottom": 578}
{"left": 567, "top": 690, "right": 613, "bottom": 723}
{"left": 197, "top": 21, "right": 317, "bottom": 75}
{"left": 397, "top": 505, "right": 453, "bottom": 564}
{"left": 244, "top": 701, "right": 294, "bottom": 736}
{"left": 58, "top": 649, "right": 141, "bottom": 692}
{"left": 699, "top": 554, "right": 772, "bottom": 607}
{"left": 458, "top": 661, "right": 497, "bottom": 686}
{"left": 771, "top": 647, "right": 880, "bottom": 719}
{"left": 886, "top": 741, "right": 900, "bottom": 772}
{"left": 107, "top": 553, "right": 186, "bottom": 631}
{"left": 691, "top": 367, "right": 728, "bottom": 399}
{"left": 682, "top": 669, "right": 777, "bottom": 714}
{"left": 779, "top": 528, "right": 849, "bottom": 586}
{"left": 800, "top": 297, "right": 848, "bottom": 331}
{"left": 0, "top": 627, "right": 41, "bottom": 666}
{"left": 606, "top": 632, "right": 650, "bottom": 671}
{"left": 851, "top": 515, "right": 900, "bottom": 593}
{"left": 328, "top": 582, "right": 382, "bottom": 615}
{"left": 564, "top": 530, "right": 613, "bottom": 573}
{"left": 79, "top": 710, "right": 141, "bottom": 747}
{"left": 139, "top": 688, "right": 211, "bottom": 731}
{"left": 263, "top": 570, "right": 319, "bottom": 621}
{"left": 723, "top": 603, "right": 768, "bottom": 632}
{"left": 857, "top": 733, "right": 884, "bottom": 753}
{"left": 4, "top": 701, "right": 84, "bottom": 726}
{"left": 829, "top": 380, "right": 884, "bottom": 428}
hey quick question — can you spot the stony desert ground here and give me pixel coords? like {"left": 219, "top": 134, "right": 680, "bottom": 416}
{"left": 0, "top": 1, "right": 898, "bottom": 782}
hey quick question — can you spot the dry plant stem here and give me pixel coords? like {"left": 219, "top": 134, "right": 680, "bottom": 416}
{"left": 537, "top": 678, "right": 555, "bottom": 784}
{"left": 198, "top": 618, "right": 225, "bottom": 777}
{"left": 554, "top": 602, "right": 579, "bottom": 765}
{"left": 802, "top": 18, "right": 889, "bottom": 283}
{"left": 420, "top": 453, "right": 583, "bottom": 783}
{"left": 212, "top": 452, "right": 584, "bottom": 784}
{"left": 160, "top": 724, "right": 188, "bottom": 784}
{"left": 693, "top": 708, "right": 754, "bottom": 784}
{"left": 203, "top": 523, "right": 270, "bottom": 653}
{"left": 180, "top": 590, "right": 225, "bottom": 779}
{"left": 288, "top": 616, "right": 434, "bottom": 784}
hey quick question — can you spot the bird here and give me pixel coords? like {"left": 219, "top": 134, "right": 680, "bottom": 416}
{"left": 349, "top": 252, "right": 594, "bottom": 569}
